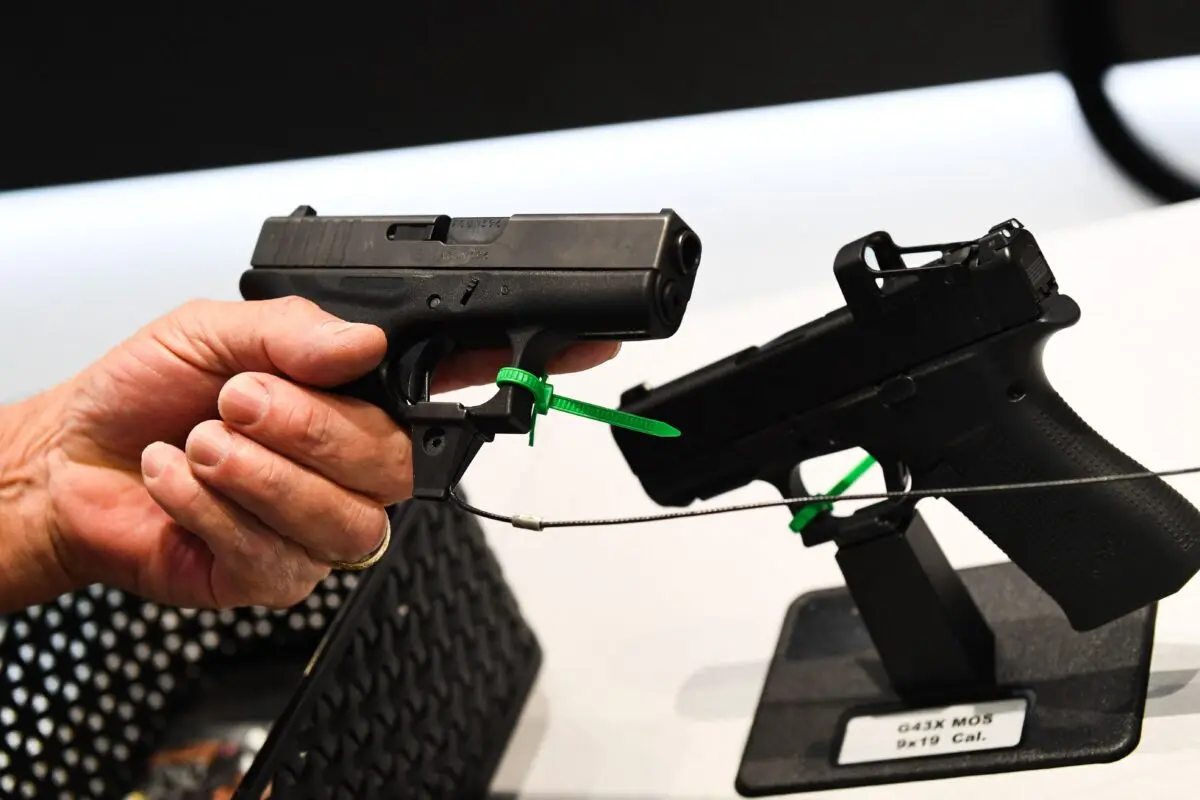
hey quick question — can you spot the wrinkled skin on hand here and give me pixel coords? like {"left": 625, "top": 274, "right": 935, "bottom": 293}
{"left": 28, "top": 296, "right": 617, "bottom": 610}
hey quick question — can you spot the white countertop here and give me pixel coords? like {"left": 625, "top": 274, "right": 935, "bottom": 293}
{"left": 477, "top": 198, "right": 1200, "bottom": 798}
{"left": 2, "top": 56, "right": 1198, "bottom": 403}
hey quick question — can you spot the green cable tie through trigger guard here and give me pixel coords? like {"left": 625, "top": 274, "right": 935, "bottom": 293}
{"left": 495, "top": 367, "right": 681, "bottom": 446}
{"left": 788, "top": 454, "right": 878, "bottom": 533}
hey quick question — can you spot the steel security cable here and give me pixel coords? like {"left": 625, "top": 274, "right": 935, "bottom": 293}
{"left": 450, "top": 464, "right": 1200, "bottom": 530}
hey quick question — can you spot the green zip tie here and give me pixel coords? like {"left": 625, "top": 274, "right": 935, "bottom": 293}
{"left": 496, "top": 367, "right": 681, "bottom": 446}
{"left": 788, "top": 455, "right": 878, "bottom": 533}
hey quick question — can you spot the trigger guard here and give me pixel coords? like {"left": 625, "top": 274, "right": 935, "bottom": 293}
{"left": 385, "top": 328, "right": 577, "bottom": 437}
{"left": 791, "top": 455, "right": 910, "bottom": 502}
{"left": 386, "top": 328, "right": 575, "bottom": 435}
{"left": 463, "top": 328, "right": 574, "bottom": 432}
{"left": 786, "top": 455, "right": 915, "bottom": 548}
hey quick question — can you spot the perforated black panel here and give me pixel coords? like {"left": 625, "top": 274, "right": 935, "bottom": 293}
{"left": 0, "top": 574, "right": 351, "bottom": 798}
{"left": 0, "top": 496, "right": 541, "bottom": 799}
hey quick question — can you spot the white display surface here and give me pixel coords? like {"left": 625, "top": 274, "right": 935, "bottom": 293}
{"left": 2, "top": 57, "right": 1198, "bottom": 403}
{"left": 1, "top": 57, "right": 1199, "bottom": 798}
{"left": 474, "top": 198, "right": 1200, "bottom": 798}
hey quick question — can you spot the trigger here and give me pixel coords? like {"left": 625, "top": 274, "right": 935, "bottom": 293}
{"left": 781, "top": 464, "right": 835, "bottom": 535}
{"left": 879, "top": 460, "right": 912, "bottom": 493}
{"left": 762, "top": 465, "right": 832, "bottom": 522}
{"left": 490, "top": 327, "right": 574, "bottom": 435}
{"left": 506, "top": 328, "right": 573, "bottom": 377}
{"left": 388, "top": 338, "right": 456, "bottom": 408}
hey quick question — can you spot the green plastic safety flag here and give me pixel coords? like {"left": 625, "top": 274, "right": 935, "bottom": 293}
{"left": 496, "top": 367, "right": 681, "bottom": 446}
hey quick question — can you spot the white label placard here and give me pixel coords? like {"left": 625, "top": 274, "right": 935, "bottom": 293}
{"left": 837, "top": 697, "right": 1029, "bottom": 765}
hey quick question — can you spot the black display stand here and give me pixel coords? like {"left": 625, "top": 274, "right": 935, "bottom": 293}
{"left": 735, "top": 495, "right": 1157, "bottom": 796}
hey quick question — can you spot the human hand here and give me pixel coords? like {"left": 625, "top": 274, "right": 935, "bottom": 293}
{"left": 32, "top": 297, "right": 617, "bottom": 610}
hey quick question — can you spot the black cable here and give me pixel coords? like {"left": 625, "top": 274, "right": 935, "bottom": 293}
{"left": 1052, "top": 0, "right": 1200, "bottom": 204}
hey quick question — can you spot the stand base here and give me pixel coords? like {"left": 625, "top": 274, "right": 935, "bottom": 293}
{"left": 735, "top": 562, "right": 1157, "bottom": 796}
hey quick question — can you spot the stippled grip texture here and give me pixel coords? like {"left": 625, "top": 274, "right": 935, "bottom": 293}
{"left": 938, "top": 385, "right": 1200, "bottom": 631}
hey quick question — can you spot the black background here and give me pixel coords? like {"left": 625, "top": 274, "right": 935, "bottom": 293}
{"left": 3, "top": 1, "right": 1198, "bottom": 192}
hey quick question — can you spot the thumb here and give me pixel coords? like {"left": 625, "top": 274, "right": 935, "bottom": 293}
{"left": 156, "top": 296, "right": 387, "bottom": 386}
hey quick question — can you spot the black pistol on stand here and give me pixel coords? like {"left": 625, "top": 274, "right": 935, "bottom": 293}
{"left": 612, "top": 218, "right": 1200, "bottom": 632}
{"left": 241, "top": 206, "right": 702, "bottom": 501}
{"left": 613, "top": 219, "right": 1200, "bottom": 794}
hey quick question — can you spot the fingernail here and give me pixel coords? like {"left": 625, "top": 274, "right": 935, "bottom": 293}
{"left": 220, "top": 377, "right": 269, "bottom": 425}
{"left": 186, "top": 426, "right": 231, "bottom": 468}
{"left": 141, "top": 443, "right": 169, "bottom": 479}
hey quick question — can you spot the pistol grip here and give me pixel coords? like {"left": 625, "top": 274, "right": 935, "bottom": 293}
{"left": 932, "top": 383, "right": 1200, "bottom": 631}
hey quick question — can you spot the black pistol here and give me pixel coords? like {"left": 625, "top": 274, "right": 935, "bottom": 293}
{"left": 241, "top": 206, "right": 702, "bottom": 501}
{"left": 612, "top": 219, "right": 1200, "bottom": 631}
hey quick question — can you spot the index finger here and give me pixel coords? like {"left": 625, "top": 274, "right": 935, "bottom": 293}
{"left": 153, "top": 296, "right": 387, "bottom": 387}
{"left": 431, "top": 341, "right": 621, "bottom": 395}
